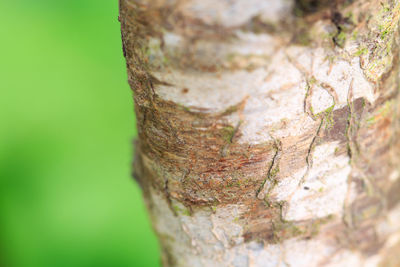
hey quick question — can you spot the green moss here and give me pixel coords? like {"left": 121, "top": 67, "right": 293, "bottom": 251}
{"left": 172, "top": 205, "right": 191, "bottom": 216}
{"left": 263, "top": 199, "right": 271, "bottom": 208}
{"left": 366, "top": 116, "right": 376, "bottom": 126}
{"left": 271, "top": 211, "right": 335, "bottom": 242}
{"left": 289, "top": 225, "right": 305, "bottom": 237}
{"left": 324, "top": 103, "right": 334, "bottom": 115}
{"left": 310, "top": 222, "right": 321, "bottom": 237}
{"left": 297, "top": 31, "right": 312, "bottom": 46}
{"left": 317, "top": 104, "right": 335, "bottom": 129}
{"left": 308, "top": 76, "right": 317, "bottom": 85}
{"left": 270, "top": 166, "right": 280, "bottom": 179}
{"left": 334, "top": 31, "right": 347, "bottom": 47}
{"left": 381, "top": 29, "right": 390, "bottom": 39}
{"left": 309, "top": 106, "right": 315, "bottom": 116}
{"left": 363, "top": 2, "right": 400, "bottom": 81}
{"left": 226, "top": 53, "right": 236, "bottom": 62}
{"left": 355, "top": 47, "right": 368, "bottom": 56}
{"left": 162, "top": 55, "right": 170, "bottom": 65}
{"left": 262, "top": 166, "right": 280, "bottom": 199}
{"left": 361, "top": 205, "right": 379, "bottom": 220}
{"left": 381, "top": 2, "right": 391, "bottom": 12}
{"left": 257, "top": 142, "right": 281, "bottom": 199}
{"left": 310, "top": 214, "right": 335, "bottom": 237}
{"left": 226, "top": 180, "right": 240, "bottom": 188}
{"left": 221, "top": 125, "right": 236, "bottom": 143}
{"left": 220, "top": 104, "right": 240, "bottom": 116}
{"left": 346, "top": 11, "right": 357, "bottom": 25}
{"left": 177, "top": 104, "right": 191, "bottom": 113}
{"left": 351, "top": 29, "right": 359, "bottom": 41}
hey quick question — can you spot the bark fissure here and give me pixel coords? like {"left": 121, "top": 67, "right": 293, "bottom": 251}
{"left": 300, "top": 116, "right": 324, "bottom": 186}
{"left": 256, "top": 139, "right": 282, "bottom": 200}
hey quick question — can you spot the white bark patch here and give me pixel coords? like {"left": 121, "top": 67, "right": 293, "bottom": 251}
{"left": 146, "top": 37, "right": 164, "bottom": 66}
{"left": 163, "top": 32, "right": 183, "bottom": 53}
{"left": 155, "top": 68, "right": 266, "bottom": 113}
{"left": 284, "top": 239, "right": 336, "bottom": 267}
{"left": 162, "top": 30, "right": 281, "bottom": 71}
{"left": 155, "top": 34, "right": 375, "bottom": 145}
{"left": 271, "top": 116, "right": 317, "bottom": 142}
{"left": 377, "top": 203, "right": 400, "bottom": 241}
{"left": 283, "top": 142, "right": 351, "bottom": 221}
{"left": 350, "top": 58, "right": 377, "bottom": 103}
{"left": 149, "top": 188, "right": 394, "bottom": 267}
{"left": 211, "top": 205, "right": 246, "bottom": 248}
{"left": 236, "top": 51, "right": 310, "bottom": 144}
{"left": 389, "top": 170, "right": 400, "bottom": 182}
{"left": 178, "top": 0, "right": 293, "bottom": 27}
{"left": 312, "top": 50, "right": 376, "bottom": 105}
{"left": 180, "top": 209, "right": 223, "bottom": 258}
{"left": 271, "top": 166, "right": 308, "bottom": 202}
{"left": 324, "top": 250, "right": 363, "bottom": 267}
{"left": 147, "top": 188, "right": 196, "bottom": 265}
{"left": 248, "top": 242, "right": 283, "bottom": 267}
{"left": 232, "top": 32, "right": 279, "bottom": 56}
{"left": 311, "top": 85, "right": 335, "bottom": 114}
{"left": 287, "top": 46, "right": 313, "bottom": 73}
{"left": 249, "top": 238, "right": 363, "bottom": 267}
{"left": 154, "top": 47, "right": 313, "bottom": 144}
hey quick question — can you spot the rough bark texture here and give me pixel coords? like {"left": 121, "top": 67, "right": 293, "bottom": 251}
{"left": 120, "top": 0, "right": 400, "bottom": 266}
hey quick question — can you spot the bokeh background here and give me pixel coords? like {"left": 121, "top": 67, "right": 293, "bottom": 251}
{"left": 0, "top": 1, "right": 160, "bottom": 266}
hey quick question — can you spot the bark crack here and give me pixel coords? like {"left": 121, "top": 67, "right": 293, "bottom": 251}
{"left": 343, "top": 79, "right": 355, "bottom": 228}
{"left": 164, "top": 176, "right": 178, "bottom": 216}
{"left": 300, "top": 116, "right": 325, "bottom": 186}
{"left": 304, "top": 78, "right": 315, "bottom": 119}
{"left": 286, "top": 52, "right": 338, "bottom": 121}
{"left": 256, "top": 138, "right": 282, "bottom": 200}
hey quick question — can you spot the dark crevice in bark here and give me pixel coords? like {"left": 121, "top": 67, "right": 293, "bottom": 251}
{"left": 256, "top": 139, "right": 282, "bottom": 199}
{"left": 294, "top": 0, "right": 355, "bottom": 16}
{"left": 304, "top": 78, "right": 315, "bottom": 120}
{"left": 295, "top": 0, "right": 333, "bottom": 16}
{"left": 300, "top": 117, "right": 324, "bottom": 186}
{"left": 164, "top": 176, "right": 177, "bottom": 216}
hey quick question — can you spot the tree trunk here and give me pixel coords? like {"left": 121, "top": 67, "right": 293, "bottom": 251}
{"left": 120, "top": 0, "right": 400, "bottom": 266}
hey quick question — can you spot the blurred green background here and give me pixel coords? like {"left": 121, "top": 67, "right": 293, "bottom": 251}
{"left": 0, "top": 1, "right": 159, "bottom": 266}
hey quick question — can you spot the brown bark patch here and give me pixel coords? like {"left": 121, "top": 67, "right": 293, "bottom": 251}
{"left": 242, "top": 200, "right": 336, "bottom": 243}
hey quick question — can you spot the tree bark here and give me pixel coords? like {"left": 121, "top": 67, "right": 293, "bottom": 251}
{"left": 120, "top": 0, "right": 400, "bottom": 266}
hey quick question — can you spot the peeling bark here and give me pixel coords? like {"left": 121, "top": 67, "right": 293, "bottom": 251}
{"left": 120, "top": 0, "right": 400, "bottom": 266}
